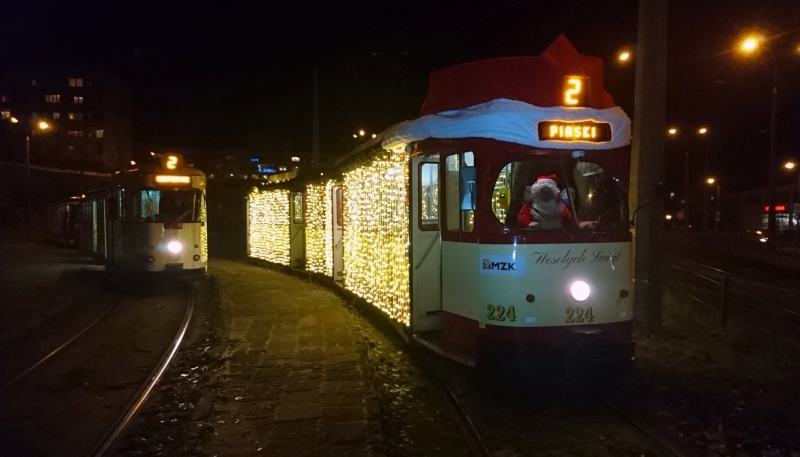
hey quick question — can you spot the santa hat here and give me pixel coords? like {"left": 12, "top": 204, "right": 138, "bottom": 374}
{"left": 530, "top": 174, "right": 559, "bottom": 199}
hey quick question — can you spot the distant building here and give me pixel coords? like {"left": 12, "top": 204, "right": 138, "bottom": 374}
{"left": 0, "top": 73, "right": 132, "bottom": 171}
{"left": 725, "top": 181, "right": 800, "bottom": 231}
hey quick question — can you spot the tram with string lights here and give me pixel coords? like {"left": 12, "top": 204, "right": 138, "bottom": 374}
{"left": 247, "top": 34, "right": 634, "bottom": 371}
{"left": 79, "top": 153, "right": 208, "bottom": 277}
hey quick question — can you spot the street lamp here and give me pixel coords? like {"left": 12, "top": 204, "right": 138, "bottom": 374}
{"left": 784, "top": 161, "right": 799, "bottom": 230}
{"left": 22, "top": 119, "right": 51, "bottom": 226}
{"left": 737, "top": 32, "right": 799, "bottom": 235}
{"left": 668, "top": 126, "right": 709, "bottom": 232}
{"left": 707, "top": 177, "right": 721, "bottom": 230}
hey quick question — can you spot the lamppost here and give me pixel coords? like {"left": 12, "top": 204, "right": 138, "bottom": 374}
{"left": 738, "top": 33, "right": 799, "bottom": 235}
{"left": 785, "top": 161, "right": 799, "bottom": 230}
{"left": 668, "top": 126, "right": 708, "bottom": 232}
{"left": 707, "top": 177, "right": 721, "bottom": 231}
{"left": 10, "top": 117, "right": 50, "bottom": 226}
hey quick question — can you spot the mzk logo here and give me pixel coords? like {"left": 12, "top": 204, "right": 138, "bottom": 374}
{"left": 480, "top": 254, "right": 525, "bottom": 276}
{"left": 482, "top": 259, "right": 516, "bottom": 271}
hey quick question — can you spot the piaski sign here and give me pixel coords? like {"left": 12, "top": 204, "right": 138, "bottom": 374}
{"left": 531, "top": 249, "right": 621, "bottom": 270}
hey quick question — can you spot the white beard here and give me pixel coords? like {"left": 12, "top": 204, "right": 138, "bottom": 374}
{"left": 532, "top": 199, "right": 563, "bottom": 228}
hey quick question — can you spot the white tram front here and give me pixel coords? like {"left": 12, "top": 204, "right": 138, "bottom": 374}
{"left": 82, "top": 153, "right": 208, "bottom": 277}
{"left": 247, "top": 35, "right": 634, "bottom": 369}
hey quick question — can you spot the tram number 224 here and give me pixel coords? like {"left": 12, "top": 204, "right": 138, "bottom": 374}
{"left": 486, "top": 305, "right": 595, "bottom": 324}
{"left": 486, "top": 304, "right": 516, "bottom": 322}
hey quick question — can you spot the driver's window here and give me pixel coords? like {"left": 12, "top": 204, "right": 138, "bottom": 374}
{"left": 491, "top": 158, "right": 626, "bottom": 230}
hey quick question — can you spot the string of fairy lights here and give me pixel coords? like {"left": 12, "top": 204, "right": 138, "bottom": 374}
{"left": 342, "top": 150, "right": 410, "bottom": 325}
{"left": 200, "top": 195, "right": 209, "bottom": 263}
{"left": 304, "top": 182, "right": 332, "bottom": 276}
{"left": 247, "top": 188, "right": 291, "bottom": 264}
{"left": 246, "top": 150, "right": 411, "bottom": 326}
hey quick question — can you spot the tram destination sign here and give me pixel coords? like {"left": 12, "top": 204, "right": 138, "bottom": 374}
{"left": 537, "top": 121, "right": 612, "bottom": 143}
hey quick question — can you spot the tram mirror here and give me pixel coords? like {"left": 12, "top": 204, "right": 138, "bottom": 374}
{"left": 459, "top": 166, "right": 477, "bottom": 211}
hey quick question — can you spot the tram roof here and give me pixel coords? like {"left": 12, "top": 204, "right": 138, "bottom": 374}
{"left": 421, "top": 34, "right": 615, "bottom": 114}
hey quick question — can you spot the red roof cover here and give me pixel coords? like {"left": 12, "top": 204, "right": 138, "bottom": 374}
{"left": 419, "top": 34, "right": 616, "bottom": 116}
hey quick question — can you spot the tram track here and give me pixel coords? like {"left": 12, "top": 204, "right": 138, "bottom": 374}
{"left": 92, "top": 281, "right": 195, "bottom": 457}
{"left": 0, "top": 280, "right": 195, "bottom": 457}
{"left": 417, "top": 345, "right": 691, "bottom": 457}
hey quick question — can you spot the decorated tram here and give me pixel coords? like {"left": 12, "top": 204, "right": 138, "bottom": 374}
{"left": 80, "top": 153, "right": 209, "bottom": 277}
{"left": 247, "top": 35, "right": 634, "bottom": 369}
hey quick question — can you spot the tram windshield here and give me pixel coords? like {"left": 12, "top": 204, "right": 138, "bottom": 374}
{"left": 134, "top": 189, "right": 202, "bottom": 223}
{"left": 492, "top": 157, "right": 627, "bottom": 231}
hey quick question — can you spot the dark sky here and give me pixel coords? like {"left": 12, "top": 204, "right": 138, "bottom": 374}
{"left": 2, "top": 0, "right": 800, "bottom": 188}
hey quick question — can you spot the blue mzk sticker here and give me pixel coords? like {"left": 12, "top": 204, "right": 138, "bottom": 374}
{"left": 479, "top": 254, "right": 526, "bottom": 276}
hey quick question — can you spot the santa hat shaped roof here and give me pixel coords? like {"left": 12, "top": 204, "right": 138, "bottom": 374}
{"left": 419, "top": 34, "right": 615, "bottom": 116}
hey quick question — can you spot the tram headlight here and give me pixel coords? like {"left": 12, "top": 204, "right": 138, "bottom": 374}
{"left": 570, "top": 280, "right": 591, "bottom": 302}
{"left": 167, "top": 241, "right": 183, "bottom": 254}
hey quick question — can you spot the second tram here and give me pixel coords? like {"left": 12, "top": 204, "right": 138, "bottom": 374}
{"left": 80, "top": 153, "right": 209, "bottom": 277}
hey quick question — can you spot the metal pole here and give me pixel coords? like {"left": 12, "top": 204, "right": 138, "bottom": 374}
{"left": 630, "top": 0, "right": 668, "bottom": 330}
{"left": 25, "top": 134, "right": 30, "bottom": 226}
{"left": 715, "top": 184, "right": 720, "bottom": 230}
{"left": 702, "top": 141, "right": 709, "bottom": 230}
{"left": 768, "top": 62, "right": 778, "bottom": 234}
{"left": 684, "top": 138, "right": 689, "bottom": 232}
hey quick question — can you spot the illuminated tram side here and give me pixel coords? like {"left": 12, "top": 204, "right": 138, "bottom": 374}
{"left": 247, "top": 35, "right": 634, "bottom": 368}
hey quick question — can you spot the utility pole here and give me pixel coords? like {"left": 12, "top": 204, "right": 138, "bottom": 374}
{"left": 25, "top": 134, "right": 31, "bottom": 226}
{"left": 312, "top": 65, "right": 320, "bottom": 168}
{"left": 630, "top": 0, "right": 668, "bottom": 330}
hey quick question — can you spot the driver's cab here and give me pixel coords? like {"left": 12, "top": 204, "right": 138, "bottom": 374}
{"left": 492, "top": 152, "right": 628, "bottom": 233}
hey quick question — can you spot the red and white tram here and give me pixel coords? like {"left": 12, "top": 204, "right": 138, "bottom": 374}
{"left": 247, "top": 35, "right": 634, "bottom": 369}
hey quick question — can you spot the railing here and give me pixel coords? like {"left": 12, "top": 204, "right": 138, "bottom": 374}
{"left": 664, "top": 230, "right": 800, "bottom": 271}
{"left": 664, "top": 256, "right": 800, "bottom": 348}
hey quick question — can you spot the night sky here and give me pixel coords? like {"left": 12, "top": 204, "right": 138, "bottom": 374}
{"left": 2, "top": 0, "right": 800, "bottom": 189}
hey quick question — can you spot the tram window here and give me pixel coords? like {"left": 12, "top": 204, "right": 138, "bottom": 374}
{"left": 494, "top": 157, "right": 627, "bottom": 231}
{"left": 293, "top": 193, "right": 304, "bottom": 224}
{"left": 445, "top": 152, "right": 475, "bottom": 232}
{"left": 133, "top": 189, "right": 200, "bottom": 223}
{"left": 419, "top": 163, "right": 439, "bottom": 230}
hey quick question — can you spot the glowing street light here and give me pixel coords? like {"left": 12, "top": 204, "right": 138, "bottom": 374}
{"left": 618, "top": 50, "right": 631, "bottom": 62}
{"left": 667, "top": 126, "right": 710, "bottom": 231}
{"left": 740, "top": 36, "right": 760, "bottom": 53}
{"left": 785, "top": 161, "right": 800, "bottom": 230}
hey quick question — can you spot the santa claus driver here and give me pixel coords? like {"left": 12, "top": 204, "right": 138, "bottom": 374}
{"left": 517, "top": 174, "right": 595, "bottom": 229}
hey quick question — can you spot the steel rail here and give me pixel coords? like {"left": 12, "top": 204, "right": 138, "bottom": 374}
{"left": 415, "top": 349, "right": 492, "bottom": 457}
{"left": 666, "top": 280, "right": 800, "bottom": 349}
{"left": 664, "top": 261, "right": 800, "bottom": 319}
{"left": 91, "top": 282, "right": 196, "bottom": 457}
{"left": 581, "top": 384, "right": 691, "bottom": 457}
{"left": 0, "top": 301, "right": 117, "bottom": 392}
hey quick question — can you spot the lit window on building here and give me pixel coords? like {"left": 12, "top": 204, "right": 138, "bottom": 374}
{"left": 0, "top": 110, "right": 10, "bottom": 119}
{"left": 96, "top": 129, "right": 104, "bottom": 139}
{"left": 1, "top": 95, "right": 8, "bottom": 102}
{"left": 68, "top": 130, "right": 84, "bottom": 137}
{"left": 73, "top": 96, "right": 84, "bottom": 104}
{"left": 68, "top": 112, "right": 84, "bottom": 120}
{"left": 69, "top": 78, "right": 83, "bottom": 87}
{"left": 32, "top": 79, "right": 38, "bottom": 86}
{"left": 46, "top": 94, "right": 61, "bottom": 103}
{"left": 53, "top": 112, "right": 60, "bottom": 119}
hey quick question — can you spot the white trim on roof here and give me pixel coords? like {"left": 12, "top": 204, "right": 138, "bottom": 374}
{"left": 381, "top": 98, "right": 631, "bottom": 151}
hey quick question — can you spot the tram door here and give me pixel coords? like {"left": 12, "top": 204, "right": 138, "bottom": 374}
{"left": 410, "top": 156, "right": 442, "bottom": 333}
{"left": 290, "top": 192, "right": 305, "bottom": 268}
{"left": 331, "top": 187, "right": 344, "bottom": 283}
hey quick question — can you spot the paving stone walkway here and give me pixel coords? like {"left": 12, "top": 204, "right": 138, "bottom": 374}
{"left": 200, "top": 260, "right": 384, "bottom": 457}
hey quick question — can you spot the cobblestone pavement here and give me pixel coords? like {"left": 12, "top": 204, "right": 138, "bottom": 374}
{"left": 195, "top": 260, "right": 384, "bottom": 456}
